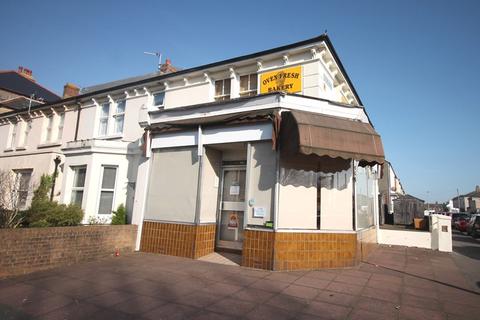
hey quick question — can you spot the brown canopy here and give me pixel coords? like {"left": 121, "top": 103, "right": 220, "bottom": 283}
{"left": 279, "top": 110, "right": 385, "bottom": 164}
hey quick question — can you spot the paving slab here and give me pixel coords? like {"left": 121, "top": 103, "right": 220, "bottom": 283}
{"left": 0, "top": 246, "right": 478, "bottom": 320}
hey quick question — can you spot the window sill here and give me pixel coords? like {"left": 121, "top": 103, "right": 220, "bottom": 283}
{"left": 38, "top": 142, "right": 62, "bottom": 149}
{"left": 3, "top": 148, "right": 14, "bottom": 152}
{"left": 97, "top": 133, "right": 123, "bottom": 140}
{"left": 15, "top": 146, "right": 27, "bottom": 151}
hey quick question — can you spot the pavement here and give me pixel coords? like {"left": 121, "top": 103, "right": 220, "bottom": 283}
{"left": 1, "top": 244, "right": 479, "bottom": 320}
{"left": 451, "top": 229, "right": 480, "bottom": 293}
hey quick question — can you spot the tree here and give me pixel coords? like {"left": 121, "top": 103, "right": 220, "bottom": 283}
{"left": 0, "top": 169, "right": 32, "bottom": 228}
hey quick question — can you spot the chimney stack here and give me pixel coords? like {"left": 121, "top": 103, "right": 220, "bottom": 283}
{"left": 63, "top": 83, "right": 80, "bottom": 98}
{"left": 17, "top": 66, "right": 35, "bottom": 81}
{"left": 159, "top": 58, "right": 177, "bottom": 74}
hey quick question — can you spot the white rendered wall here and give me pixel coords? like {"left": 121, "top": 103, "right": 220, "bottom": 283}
{"left": 320, "top": 168, "right": 354, "bottom": 231}
{"left": 378, "top": 229, "right": 432, "bottom": 249}
{"left": 278, "top": 183, "right": 317, "bottom": 229}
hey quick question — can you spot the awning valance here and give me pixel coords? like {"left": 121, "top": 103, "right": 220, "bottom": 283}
{"left": 279, "top": 110, "right": 385, "bottom": 164}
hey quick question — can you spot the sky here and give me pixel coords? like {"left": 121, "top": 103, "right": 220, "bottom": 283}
{"left": 1, "top": 0, "right": 479, "bottom": 202}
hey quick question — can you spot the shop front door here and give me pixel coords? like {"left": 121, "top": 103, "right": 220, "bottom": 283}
{"left": 217, "top": 166, "right": 246, "bottom": 250}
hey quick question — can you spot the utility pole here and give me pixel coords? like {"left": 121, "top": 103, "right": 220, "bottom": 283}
{"left": 143, "top": 51, "right": 162, "bottom": 71}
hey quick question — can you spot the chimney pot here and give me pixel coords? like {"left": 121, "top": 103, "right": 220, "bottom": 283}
{"left": 17, "top": 66, "right": 35, "bottom": 81}
{"left": 159, "top": 58, "right": 177, "bottom": 74}
{"left": 63, "top": 83, "right": 80, "bottom": 98}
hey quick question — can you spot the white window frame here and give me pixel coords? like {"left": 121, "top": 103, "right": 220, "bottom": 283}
{"left": 96, "top": 165, "right": 118, "bottom": 215}
{"left": 214, "top": 79, "right": 231, "bottom": 101}
{"left": 70, "top": 166, "right": 87, "bottom": 207}
{"left": 9, "top": 121, "right": 18, "bottom": 149}
{"left": 113, "top": 100, "right": 125, "bottom": 134}
{"left": 98, "top": 103, "right": 110, "bottom": 136}
{"left": 57, "top": 113, "right": 65, "bottom": 141}
{"left": 152, "top": 91, "right": 165, "bottom": 108}
{"left": 13, "top": 169, "right": 33, "bottom": 209}
{"left": 45, "top": 114, "right": 54, "bottom": 142}
{"left": 239, "top": 73, "right": 258, "bottom": 97}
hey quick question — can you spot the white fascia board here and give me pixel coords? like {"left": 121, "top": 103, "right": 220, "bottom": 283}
{"left": 148, "top": 94, "right": 368, "bottom": 128}
{"left": 150, "top": 123, "right": 272, "bottom": 149}
{"left": 280, "top": 95, "right": 369, "bottom": 123}
{"left": 149, "top": 94, "right": 281, "bottom": 124}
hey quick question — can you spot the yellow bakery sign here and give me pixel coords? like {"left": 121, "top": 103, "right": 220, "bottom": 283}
{"left": 260, "top": 66, "right": 302, "bottom": 94}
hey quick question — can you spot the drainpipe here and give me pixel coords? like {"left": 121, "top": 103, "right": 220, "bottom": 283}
{"left": 50, "top": 156, "right": 61, "bottom": 201}
{"left": 74, "top": 102, "right": 81, "bottom": 141}
{"left": 352, "top": 159, "right": 357, "bottom": 231}
{"left": 194, "top": 125, "right": 203, "bottom": 225}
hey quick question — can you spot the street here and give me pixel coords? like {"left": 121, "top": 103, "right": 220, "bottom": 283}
{"left": 451, "top": 229, "right": 480, "bottom": 293}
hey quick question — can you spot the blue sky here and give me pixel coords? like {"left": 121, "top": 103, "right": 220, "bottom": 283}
{"left": 1, "top": 0, "right": 479, "bottom": 202}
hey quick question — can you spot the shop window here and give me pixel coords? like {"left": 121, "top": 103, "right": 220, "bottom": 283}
{"left": 214, "top": 79, "right": 231, "bottom": 101}
{"left": 240, "top": 74, "right": 258, "bottom": 97}
{"left": 13, "top": 169, "right": 32, "bottom": 209}
{"left": 98, "top": 166, "right": 117, "bottom": 215}
{"left": 71, "top": 166, "right": 86, "bottom": 207}
{"left": 57, "top": 113, "right": 65, "bottom": 140}
{"left": 98, "top": 103, "right": 110, "bottom": 136}
{"left": 356, "top": 166, "right": 375, "bottom": 229}
{"left": 153, "top": 92, "right": 165, "bottom": 108}
{"left": 113, "top": 100, "right": 125, "bottom": 134}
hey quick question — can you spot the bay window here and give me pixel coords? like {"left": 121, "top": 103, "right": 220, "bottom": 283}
{"left": 98, "top": 166, "right": 117, "bottom": 215}
{"left": 13, "top": 169, "right": 32, "bottom": 209}
{"left": 71, "top": 166, "right": 86, "bottom": 207}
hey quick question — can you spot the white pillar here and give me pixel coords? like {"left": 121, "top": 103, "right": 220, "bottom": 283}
{"left": 131, "top": 155, "right": 151, "bottom": 250}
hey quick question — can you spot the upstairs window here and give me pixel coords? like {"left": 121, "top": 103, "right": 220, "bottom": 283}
{"left": 57, "top": 113, "right": 65, "bottom": 140}
{"left": 240, "top": 74, "right": 258, "bottom": 97}
{"left": 215, "top": 79, "right": 231, "bottom": 101}
{"left": 153, "top": 92, "right": 165, "bottom": 108}
{"left": 98, "top": 103, "right": 110, "bottom": 136}
{"left": 9, "top": 122, "right": 17, "bottom": 149}
{"left": 70, "top": 166, "right": 87, "bottom": 207}
{"left": 45, "top": 114, "right": 54, "bottom": 142}
{"left": 113, "top": 100, "right": 125, "bottom": 134}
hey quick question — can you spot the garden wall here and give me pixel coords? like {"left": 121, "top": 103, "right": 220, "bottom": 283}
{"left": 0, "top": 225, "right": 137, "bottom": 278}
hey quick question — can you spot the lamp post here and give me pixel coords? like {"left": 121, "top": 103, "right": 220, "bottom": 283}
{"left": 50, "top": 156, "right": 61, "bottom": 201}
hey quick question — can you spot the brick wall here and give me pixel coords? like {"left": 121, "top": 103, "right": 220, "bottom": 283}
{"left": 0, "top": 225, "right": 137, "bottom": 278}
{"left": 242, "top": 229, "right": 275, "bottom": 270}
{"left": 242, "top": 229, "right": 360, "bottom": 271}
{"left": 140, "top": 221, "right": 215, "bottom": 259}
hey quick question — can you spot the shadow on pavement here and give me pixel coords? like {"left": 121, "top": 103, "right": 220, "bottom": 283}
{"left": 453, "top": 246, "right": 480, "bottom": 260}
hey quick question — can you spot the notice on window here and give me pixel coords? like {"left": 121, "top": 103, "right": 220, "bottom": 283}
{"left": 260, "top": 66, "right": 302, "bottom": 94}
{"left": 229, "top": 185, "right": 240, "bottom": 196}
{"left": 227, "top": 213, "right": 239, "bottom": 229}
{"left": 253, "top": 207, "right": 266, "bottom": 218}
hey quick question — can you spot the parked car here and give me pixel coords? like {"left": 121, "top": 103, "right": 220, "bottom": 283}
{"left": 471, "top": 216, "right": 480, "bottom": 238}
{"left": 455, "top": 218, "right": 469, "bottom": 232}
{"left": 451, "top": 213, "right": 470, "bottom": 228}
{"left": 466, "top": 214, "right": 480, "bottom": 236}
